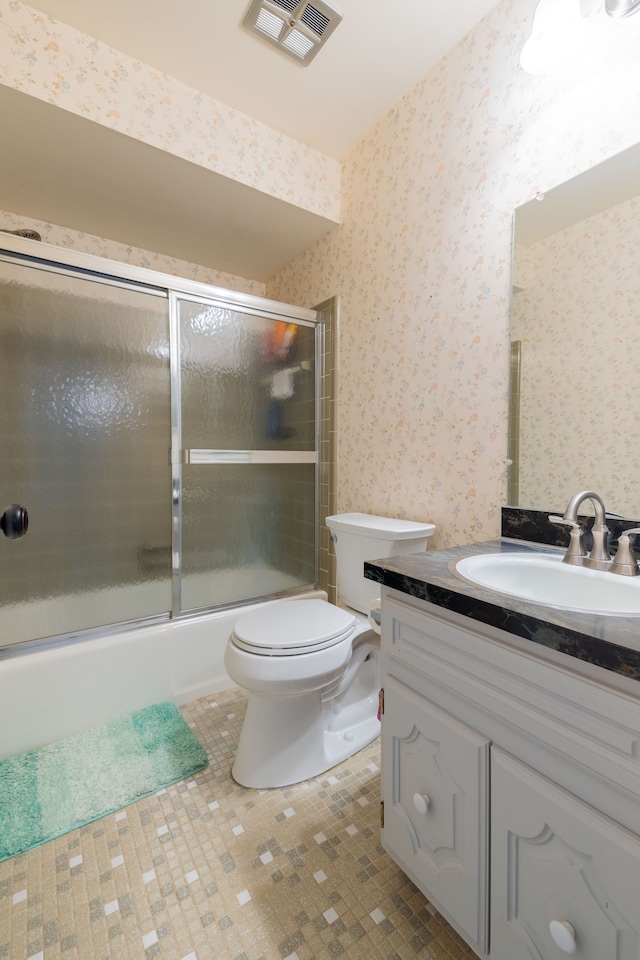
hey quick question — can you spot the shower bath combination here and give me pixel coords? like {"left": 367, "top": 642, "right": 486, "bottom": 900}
{"left": 0, "top": 233, "right": 325, "bottom": 759}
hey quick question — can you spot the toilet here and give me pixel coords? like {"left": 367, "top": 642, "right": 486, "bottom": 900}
{"left": 224, "top": 512, "right": 436, "bottom": 788}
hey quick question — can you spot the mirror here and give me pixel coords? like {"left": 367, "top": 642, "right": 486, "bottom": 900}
{"left": 508, "top": 142, "right": 640, "bottom": 517}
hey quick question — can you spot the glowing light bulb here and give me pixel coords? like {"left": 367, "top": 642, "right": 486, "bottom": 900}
{"left": 520, "top": 0, "right": 598, "bottom": 74}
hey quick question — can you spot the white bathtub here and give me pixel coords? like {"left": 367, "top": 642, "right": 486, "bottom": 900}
{"left": 0, "top": 588, "right": 324, "bottom": 760}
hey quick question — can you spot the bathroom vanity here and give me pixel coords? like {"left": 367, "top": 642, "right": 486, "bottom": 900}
{"left": 366, "top": 512, "right": 640, "bottom": 960}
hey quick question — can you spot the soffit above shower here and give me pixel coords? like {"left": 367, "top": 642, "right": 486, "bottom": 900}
{"left": 0, "top": 85, "right": 337, "bottom": 283}
{"left": 0, "top": 0, "right": 502, "bottom": 282}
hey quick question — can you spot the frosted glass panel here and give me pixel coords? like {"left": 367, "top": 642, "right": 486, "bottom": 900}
{"left": 179, "top": 301, "right": 316, "bottom": 451}
{"left": 181, "top": 463, "right": 316, "bottom": 611}
{"left": 0, "top": 262, "right": 171, "bottom": 647}
{"left": 0, "top": 263, "right": 320, "bottom": 646}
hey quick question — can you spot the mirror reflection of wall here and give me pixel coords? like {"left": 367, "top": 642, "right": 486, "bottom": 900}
{"left": 509, "top": 143, "right": 640, "bottom": 517}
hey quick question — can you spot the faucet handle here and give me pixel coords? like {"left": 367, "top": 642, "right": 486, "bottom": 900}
{"left": 549, "top": 515, "right": 587, "bottom": 564}
{"left": 611, "top": 527, "right": 640, "bottom": 577}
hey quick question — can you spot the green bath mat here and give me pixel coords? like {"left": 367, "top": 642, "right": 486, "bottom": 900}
{"left": 0, "top": 702, "right": 208, "bottom": 862}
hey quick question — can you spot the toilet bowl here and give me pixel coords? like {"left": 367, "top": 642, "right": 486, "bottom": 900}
{"left": 225, "top": 512, "right": 435, "bottom": 788}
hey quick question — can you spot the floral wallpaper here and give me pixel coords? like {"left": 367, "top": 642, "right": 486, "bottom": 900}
{"left": 2, "top": 0, "right": 640, "bottom": 549}
{"left": 512, "top": 194, "right": 640, "bottom": 517}
{"left": 0, "top": 0, "right": 340, "bottom": 222}
{"left": 268, "top": 0, "right": 640, "bottom": 548}
{"left": 0, "top": 208, "right": 266, "bottom": 296}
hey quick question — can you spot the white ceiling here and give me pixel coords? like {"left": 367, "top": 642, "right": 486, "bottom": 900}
{"left": 27, "top": 0, "right": 501, "bottom": 159}
{"left": 0, "top": 0, "right": 501, "bottom": 281}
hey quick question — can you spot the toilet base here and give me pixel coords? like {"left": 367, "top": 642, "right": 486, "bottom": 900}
{"left": 231, "top": 678, "right": 380, "bottom": 789}
{"left": 231, "top": 697, "right": 380, "bottom": 789}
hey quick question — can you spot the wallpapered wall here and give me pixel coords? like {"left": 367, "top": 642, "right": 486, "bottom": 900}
{"left": 2, "top": 0, "right": 640, "bottom": 548}
{"left": 268, "top": 0, "right": 640, "bottom": 547}
{"left": 0, "top": 0, "right": 340, "bottom": 222}
{"left": 512, "top": 194, "right": 640, "bottom": 517}
{"left": 0, "top": 208, "right": 267, "bottom": 296}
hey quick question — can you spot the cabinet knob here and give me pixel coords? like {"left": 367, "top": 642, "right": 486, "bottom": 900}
{"left": 412, "top": 793, "right": 431, "bottom": 815}
{"left": 549, "top": 920, "right": 577, "bottom": 954}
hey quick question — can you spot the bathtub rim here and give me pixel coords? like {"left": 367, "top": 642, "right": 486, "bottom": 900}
{"left": 0, "top": 588, "right": 325, "bottom": 761}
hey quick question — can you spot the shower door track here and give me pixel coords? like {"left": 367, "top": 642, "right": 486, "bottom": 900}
{"left": 0, "top": 236, "right": 319, "bottom": 322}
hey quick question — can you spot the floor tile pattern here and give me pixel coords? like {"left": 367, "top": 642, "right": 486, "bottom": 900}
{"left": 0, "top": 688, "right": 477, "bottom": 960}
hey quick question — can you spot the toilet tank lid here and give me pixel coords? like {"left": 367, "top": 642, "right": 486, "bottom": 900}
{"left": 326, "top": 513, "right": 436, "bottom": 540}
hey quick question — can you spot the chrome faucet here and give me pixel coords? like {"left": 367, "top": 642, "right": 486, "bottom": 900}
{"left": 550, "top": 490, "right": 611, "bottom": 571}
{"left": 550, "top": 491, "right": 640, "bottom": 576}
{"left": 610, "top": 527, "right": 640, "bottom": 577}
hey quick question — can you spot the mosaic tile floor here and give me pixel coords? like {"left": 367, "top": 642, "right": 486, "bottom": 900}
{"left": 0, "top": 688, "right": 477, "bottom": 960}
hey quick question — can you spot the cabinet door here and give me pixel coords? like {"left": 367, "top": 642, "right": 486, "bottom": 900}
{"left": 491, "top": 748, "right": 640, "bottom": 960}
{"left": 382, "top": 675, "right": 490, "bottom": 952}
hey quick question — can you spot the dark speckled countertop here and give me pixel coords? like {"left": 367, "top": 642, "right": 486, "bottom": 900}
{"left": 364, "top": 508, "right": 640, "bottom": 684}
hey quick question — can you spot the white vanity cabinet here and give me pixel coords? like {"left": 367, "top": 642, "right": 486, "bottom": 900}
{"left": 491, "top": 749, "right": 640, "bottom": 959}
{"left": 382, "top": 676, "right": 490, "bottom": 952}
{"left": 380, "top": 589, "right": 640, "bottom": 960}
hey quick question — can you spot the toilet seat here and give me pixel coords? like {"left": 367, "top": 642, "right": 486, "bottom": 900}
{"left": 232, "top": 599, "right": 356, "bottom": 656}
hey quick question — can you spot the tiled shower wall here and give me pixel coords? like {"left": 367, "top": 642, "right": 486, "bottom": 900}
{"left": 316, "top": 297, "right": 339, "bottom": 604}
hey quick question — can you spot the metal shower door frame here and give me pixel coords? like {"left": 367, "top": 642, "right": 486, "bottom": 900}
{"left": 169, "top": 289, "right": 323, "bottom": 618}
{"left": 0, "top": 233, "right": 324, "bottom": 653}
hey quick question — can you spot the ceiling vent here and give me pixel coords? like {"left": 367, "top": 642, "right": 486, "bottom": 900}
{"left": 242, "top": 0, "right": 342, "bottom": 65}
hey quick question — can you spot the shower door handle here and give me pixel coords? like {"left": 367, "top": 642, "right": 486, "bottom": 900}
{"left": 185, "top": 449, "right": 317, "bottom": 464}
{"left": 1, "top": 504, "right": 29, "bottom": 539}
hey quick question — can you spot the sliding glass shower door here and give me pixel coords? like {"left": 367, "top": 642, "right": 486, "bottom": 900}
{"left": 0, "top": 246, "right": 321, "bottom": 653}
{"left": 175, "top": 295, "right": 318, "bottom": 613}
{"left": 0, "top": 259, "right": 173, "bottom": 648}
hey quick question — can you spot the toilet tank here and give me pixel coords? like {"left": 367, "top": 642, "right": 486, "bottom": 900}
{"left": 326, "top": 513, "right": 436, "bottom": 615}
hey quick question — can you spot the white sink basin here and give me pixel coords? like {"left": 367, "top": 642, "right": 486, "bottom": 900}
{"left": 454, "top": 552, "right": 640, "bottom": 615}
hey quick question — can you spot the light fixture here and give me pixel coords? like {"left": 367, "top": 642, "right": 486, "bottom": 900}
{"left": 581, "top": 0, "right": 640, "bottom": 17}
{"left": 520, "top": 0, "right": 597, "bottom": 74}
{"left": 521, "top": 0, "right": 640, "bottom": 73}
{"left": 242, "top": 0, "right": 343, "bottom": 65}
{"left": 604, "top": 0, "right": 640, "bottom": 17}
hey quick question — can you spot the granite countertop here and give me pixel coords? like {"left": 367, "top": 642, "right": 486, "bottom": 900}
{"left": 365, "top": 536, "right": 640, "bottom": 684}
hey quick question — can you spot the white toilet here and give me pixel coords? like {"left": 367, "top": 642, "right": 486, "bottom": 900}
{"left": 224, "top": 512, "right": 435, "bottom": 788}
